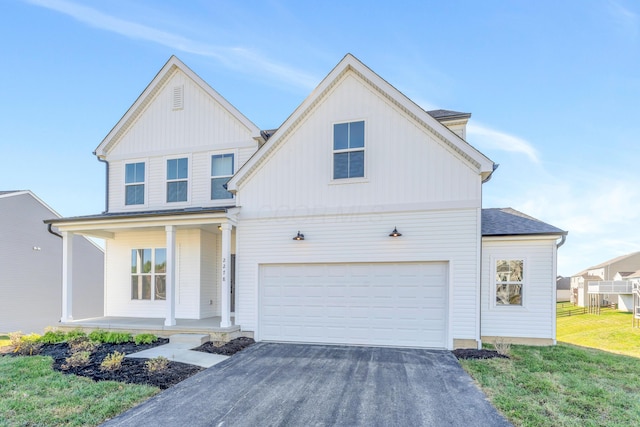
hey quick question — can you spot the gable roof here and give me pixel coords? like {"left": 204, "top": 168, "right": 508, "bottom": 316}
{"left": 481, "top": 208, "right": 567, "bottom": 237}
{"left": 576, "top": 252, "right": 640, "bottom": 275}
{"left": 228, "top": 53, "right": 495, "bottom": 191}
{"left": 94, "top": 56, "right": 262, "bottom": 157}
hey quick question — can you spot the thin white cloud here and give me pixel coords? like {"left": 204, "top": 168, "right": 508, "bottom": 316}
{"left": 606, "top": 0, "right": 639, "bottom": 39}
{"left": 467, "top": 122, "right": 540, "bottom": 164}
{"left": 25, "top": 0, "right": 318, "bottom": 89}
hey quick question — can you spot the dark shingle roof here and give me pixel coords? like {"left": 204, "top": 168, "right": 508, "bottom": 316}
{"left": 426, "top": 109, "right": 471, "bottom": 121}
{"left": 482, "top": 208, "right": 567, "bottom": 236}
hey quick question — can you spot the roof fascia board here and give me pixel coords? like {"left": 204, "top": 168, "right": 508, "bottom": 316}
{"left": 482, "top": 234, "right": 566, "bottom": 241}
{"left": 95, "top": 56, "right": 261, "bottom": 157}
{"left": 48, "top": 211, "right": 230, "bottom": 232}
{"left": 228, "top": 53, "right": 494, "bottom": 191}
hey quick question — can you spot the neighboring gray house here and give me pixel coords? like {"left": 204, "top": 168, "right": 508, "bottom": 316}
{"left": 571, "top": 251, "right": 640, "bottom": 310}
{"left": 556, "top": 276, "right": 571, "bottom": 302}
{"left": 0, "top": 191, "right": 104, "bottom": 333}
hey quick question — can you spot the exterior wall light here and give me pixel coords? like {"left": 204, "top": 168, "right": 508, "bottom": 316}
{"left": 293, "top": 231, "right": 305, "bottom": 241}
{"left": 389, "top": 227, "right": 402, "bottom": 237}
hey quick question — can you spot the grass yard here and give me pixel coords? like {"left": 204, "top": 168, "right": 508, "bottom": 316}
{"left": 460, "top": 344, "right": 640, "bottom": 427}
{"left": 556, "top": 303, "right": 640, "bottom": 358}
{"left": 0, "top": 355, "right": 158, "bottom": 426}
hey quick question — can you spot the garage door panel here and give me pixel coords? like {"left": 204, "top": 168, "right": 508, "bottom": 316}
{"left": 260, "top": 262, "right": 447, "bottom": 348}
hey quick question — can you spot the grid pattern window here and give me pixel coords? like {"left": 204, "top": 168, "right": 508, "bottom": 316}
{"left": 211, "top": 154, "right": 234, "bottom": 200}
{"left": 131, "top": 248, "right": 166, "bottom": 300}
{"left": 125, "top": 162, "right": 145, "bottom": 205}
{"left": 496, "top": 260, "right": 524, "bottom": 305}
{"left": 333, "top": 121, "right": 364, "bottom": 179}
{"left": 166, "top": 158, "right": 188, "bottom": 202}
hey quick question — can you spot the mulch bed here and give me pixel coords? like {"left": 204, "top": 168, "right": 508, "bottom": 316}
{"left": 452, "top": 348, "right": 509, "bottom": 360}
{"left": 193, "top": 336, "right": 255, "bottom": 355}
{"left": 4, "top": 337, "right": 256, "bottom": 390}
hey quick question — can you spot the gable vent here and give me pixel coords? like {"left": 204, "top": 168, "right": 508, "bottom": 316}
{"left": 173, "top": 85, "right": 184, "bottom": 110}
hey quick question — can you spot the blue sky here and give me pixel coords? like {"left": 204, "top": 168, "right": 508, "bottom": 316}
{"left": 1, "top": 0, "right": 639, "bottom": 276}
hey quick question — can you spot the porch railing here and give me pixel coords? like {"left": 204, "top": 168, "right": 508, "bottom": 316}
{"left": 587, "top": 281, "right": 633, "bottom": 294}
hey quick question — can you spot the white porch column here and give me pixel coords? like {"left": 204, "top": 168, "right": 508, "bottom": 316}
{"left": 61, "top": 231, "right": 73, "bottom": 322}
{"left": 165, "top": 225, "right": 176, "bottom": 326}
{"left": 220, "top": 223, "right": 232, "bottom": 328}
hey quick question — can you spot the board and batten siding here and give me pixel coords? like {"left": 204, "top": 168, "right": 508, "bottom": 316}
{"left": 105, "top": 68, "right": 259, "bottom": 212}
{"left": 235, "top": 209, "right": 481, "bottom": 346}
{"left": 235, "top": 73, "right": 482, "bottom": 217}
{"left": 481, "top": 238, "right": 557, "bottom": 341}
{"left": 105, "top": 228, "right": 221, "bottom": 319}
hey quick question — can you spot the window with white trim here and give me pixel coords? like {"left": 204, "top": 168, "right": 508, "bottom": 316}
{"left": 125, "top": 162, "right": 145, "bottom": 205}
{"left": 495, "top": 259, "right": 524, "bottom": 305}
{"left": 211, "top": 153, "right": 234, "bottom": 200}
{"left": 131, "top": 248, "right": 166, "bottom": 300}
{"left": 333, "top": 121, "right": 364, "bottom": 179}
{"left": 166, "top": 158, "right": 188, "bottom": 202}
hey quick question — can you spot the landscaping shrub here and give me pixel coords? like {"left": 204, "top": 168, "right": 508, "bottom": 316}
{"left": 62, "top": 351, "right": 91, "bottom": 369}
{"left": 88, "top": 329, "right": 109, "bottom": 343}
{"left": 39, "top": 330, "right": 67, "bottom": 344}
{"left": 145, "top": 356, "right": 169, "bottom": 373}
{"left": 493, "top": 338, "right": 511, "bottom": 357}
{"left": 65, "top": 329, "right": 87, "bottom": 340}
{"left": 101, "top": 351, "right": 125, "bottom": 371}
{"left": 68, "top": 336, "right": 98, "bottom": 354}
{"left": 12, "top": 333, "right": 43, "bottom": 356}
{"left": 134, "top": 333, "right": 158, "bottom": 345}
{"left": 103, "top": 332, "right": 133, "bottom": 344}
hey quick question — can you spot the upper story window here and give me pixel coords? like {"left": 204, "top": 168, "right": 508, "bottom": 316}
{"left": 211, "top": 153, "right": 234, "bottom": 200}
{"left": 166, "top": 158, "right": 188, "bottom": 203}
{"left": 495, "top": 259, "right": 524, "bottom": 306}
{"left": 125, "top": 162, "right": 145, "bottom": 205}
{"left": 333, "top": 121, "right": 364, "bottom": 179}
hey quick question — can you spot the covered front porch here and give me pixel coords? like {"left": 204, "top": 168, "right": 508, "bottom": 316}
{"left": 46, "top": 207, "right": 239, "bottom": 334}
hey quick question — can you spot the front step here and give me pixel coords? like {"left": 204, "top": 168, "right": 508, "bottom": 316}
{"left": 169, "top": 333, "right": 210, "bottom": 346}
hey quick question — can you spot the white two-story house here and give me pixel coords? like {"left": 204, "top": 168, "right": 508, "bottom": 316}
{"left": 47, "top": 54, "right": 567, "bottom": 349}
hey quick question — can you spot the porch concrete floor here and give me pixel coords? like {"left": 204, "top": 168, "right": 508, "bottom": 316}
{"left": 59, "top": 316, "right": 239, "bottom": 334}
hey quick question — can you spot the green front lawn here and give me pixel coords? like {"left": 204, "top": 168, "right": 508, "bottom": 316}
{"left": 556, "top": 303, "right": 640, "bottom": 358}
{"left": 460, "top": 344, "right": 640, "bottom": 427}
{"left": 0, "top": 356, "right": 158, "bottom": 426}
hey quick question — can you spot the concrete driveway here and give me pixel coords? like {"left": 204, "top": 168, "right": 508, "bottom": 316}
{"left": 102, "top": 343, "right": 511, "bottom": 427}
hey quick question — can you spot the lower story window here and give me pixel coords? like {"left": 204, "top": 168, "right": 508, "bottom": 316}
{"left": 495, "top": 259, "right": 523, "bottom": 305}
{"left": 131, "top": 248, "right": 166, "bottom": 300}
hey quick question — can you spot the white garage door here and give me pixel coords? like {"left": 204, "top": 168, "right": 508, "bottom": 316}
{"left": 259, "top": 262, "right": 448, "bottom": 348}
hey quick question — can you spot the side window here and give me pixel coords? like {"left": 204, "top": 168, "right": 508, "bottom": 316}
{"left": 495, "top": 260, "right": 524, "bottom": 305}
{"left": 125, "top": 162, "right": 145, "bottom": 205}
{"left": 211, "top": 154, "right": 234, "bottom": 200}
{"left": 166, "top": 158, "right": 188, "bottom": 202}
{"left": 131, "top": 248, "right": 166, "bottom": 300}
{"left": 333, "top": 121, "right": 364, "bottom": 179}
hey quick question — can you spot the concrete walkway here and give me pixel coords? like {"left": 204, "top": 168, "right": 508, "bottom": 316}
{"left": 126, "top": 334, "right": 228, "bottom": 368}
{"left": 104, "top": 343, "right": 512, "bottom": 427}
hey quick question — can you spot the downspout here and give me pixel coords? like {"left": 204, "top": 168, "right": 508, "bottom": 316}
{"left": 47, "top": 223, "right": 62, "bottom": 238}
{"left": 96, "top": 155, "right": 109, "bottom": 213}
{"left": 556, "top": 234, "right": 566, "bottom": 248}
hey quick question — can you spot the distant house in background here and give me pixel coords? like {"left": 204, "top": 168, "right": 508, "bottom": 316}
{"left": 570, "top": 251, "right": 640, "bottom": 311}
{"left": 556, "top": 276, "right": 570, "bottom": 302}
{"left": 0, "top": 191, "right": 104, "bottom": 333}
